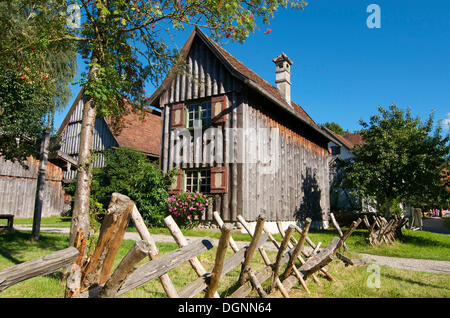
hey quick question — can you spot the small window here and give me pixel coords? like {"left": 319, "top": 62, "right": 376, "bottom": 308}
{"left": 185, "top": 169, "right": 210, "bottom": 194}
{"left": 331, "top": 146, "right": 341, "bottom": 156}
{"left": 187, "top": 101, "right": 211, "bottom": 128}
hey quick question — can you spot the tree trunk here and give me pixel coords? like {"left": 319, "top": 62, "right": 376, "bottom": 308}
{"left": 69, "top": 61, "right": 99, "bottom": 253}
{"left": 31, "top": 129, "right": 50, "bottom": 241}
{"left": 385, "top": 197, "right": 392, "bottom": 219}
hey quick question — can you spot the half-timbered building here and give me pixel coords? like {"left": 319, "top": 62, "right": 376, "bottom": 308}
{"left": 149, "top": 27, "right": 334, "bottom": 229}
{"left": 57, "top": 89, "right": 162, "bottom": 181}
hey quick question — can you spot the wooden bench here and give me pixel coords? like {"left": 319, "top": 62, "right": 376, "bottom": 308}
{"left": 0, "top": 214, "right": 14, "bottom": 232}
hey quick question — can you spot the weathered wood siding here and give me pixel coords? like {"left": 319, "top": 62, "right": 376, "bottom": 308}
{"left": 160, "top": 37, "right": 242, "bottom": 222}
{"left": 240, "top": 98, "right": 330, "bottom": 226}
{"left": 0, "top": 157, "right": 65, "bottom": 218}
{"left": 161, "top": 36, "right": 330, "bottom": 226}
{"left": 59, "top": 98, "right": 119, "bottom": 180}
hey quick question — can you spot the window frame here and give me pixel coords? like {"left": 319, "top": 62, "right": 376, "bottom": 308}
{"left": 183, "top": 168, "right": 211, "bottom": 194}
{"left": 186, "top": 100, "right": 212, "bottom": 129}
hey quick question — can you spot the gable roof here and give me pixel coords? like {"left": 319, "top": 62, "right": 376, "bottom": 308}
{"left": 149, "top": 27, "right": 332, "bottom": 142}
{"left": 321, "top": 126, "right": 355, "bottom": 150}
{"left": 57, "top": 91, "right": 161, "bottom": 157}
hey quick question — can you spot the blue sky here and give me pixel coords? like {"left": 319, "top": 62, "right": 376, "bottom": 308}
{"left": 55, "top": 0, "right": 450, "bottom": 133}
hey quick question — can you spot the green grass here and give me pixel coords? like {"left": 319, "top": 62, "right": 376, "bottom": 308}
{"left": 0, "top": 216, "right": 72, "bottom": 228}
{"left": 6, "top": 217, "right": 450, "bottom": 261}
{"left": 147, "top": 226, "right": 450, "bottom": 262}
{"left": 1, "top": 230, "right": 449, "bottom": 298}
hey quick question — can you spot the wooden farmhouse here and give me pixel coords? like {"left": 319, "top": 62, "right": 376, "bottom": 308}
{"left": 57, "top": 89, "right": 162, "bottom": 181}
{"left": 149, "top": 27, "right": 335, "bottom": 229}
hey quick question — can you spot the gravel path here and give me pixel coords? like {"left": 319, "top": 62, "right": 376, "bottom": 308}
{"left": 422, "top": 217, "right": 450, "bottom": 235}
{"left": 357, "top": 253, "right": 450, "bottom": 274}
{"left": 15, "top": 226, "right": 450, "bottom": 274}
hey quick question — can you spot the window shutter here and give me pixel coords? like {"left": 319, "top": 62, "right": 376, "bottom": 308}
{"left": 211, "top": 95, "right": 228, "bottom": 124}
{"left": 210, "top": 166, "right": 228, "bottom": 194}
{"left": 169, "top": 169, "right": 183, "bottom": 194}
{"left": 171, "top": 103, "right": 185, "bottom": 129}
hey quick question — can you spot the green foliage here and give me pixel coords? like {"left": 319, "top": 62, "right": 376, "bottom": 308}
{"left": 90, "top": 147, "right": 176, "bottom": 227}
{"left": 0, "top": 0, "right": 77, "bottom": 161}
{"left": 0, "top": 0, "right": 77, "bottom": 113}
{"left": 67, "top": 0, "right": 309, "bottom": 127}
{"left": 323, "top": 121, "right": 348, "bottom": 135}
{"left": 0, "top": 68, "right": 45, "bottom": 162}
{"left": 341, "top": 104, "right": 450, "bottom": 216}
{"left": 167, "top": 191, "right": 211, "bottom": 228}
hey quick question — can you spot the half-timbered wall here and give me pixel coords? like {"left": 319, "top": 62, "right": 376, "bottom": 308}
{"left": 161, "top": 36, "right": 330, "bottom": 226}
{"left": 160, "top": 37, "right": 242, "bottom": 222}
{"left": 59, "top": 98, "right": 119, "bottom": 180}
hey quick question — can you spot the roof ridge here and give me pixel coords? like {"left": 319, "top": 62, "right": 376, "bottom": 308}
{"left": 203, "top": 30, "right": 318, "bottom": 128}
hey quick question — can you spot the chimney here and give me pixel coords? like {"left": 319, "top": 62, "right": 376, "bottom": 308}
{"left": 273, "top": 53, "right": 293, "bottom": 106}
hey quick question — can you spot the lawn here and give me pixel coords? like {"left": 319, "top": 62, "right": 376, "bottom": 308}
{"left": 7, "top": 216, "right": 450, "bottom": 261}
{"left": 0, "top": 230, "right": 449, "bottom": 298}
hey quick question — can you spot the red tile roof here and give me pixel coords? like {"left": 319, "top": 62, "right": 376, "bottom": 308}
{"left": 342, "top": 133, "right": 363, "bottom": 148}
{"left": 108, "top": 109, "right": 161, "bottom": 157}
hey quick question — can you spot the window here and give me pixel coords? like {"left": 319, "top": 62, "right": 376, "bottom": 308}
{"left": 185, "top": 169, "right": 211, "bottom": 194}
{"left": 187, "top": 101, "right": 211, "bottom": 128}
{"left": 331, "top": 146, "right": 341, "bottom": 156}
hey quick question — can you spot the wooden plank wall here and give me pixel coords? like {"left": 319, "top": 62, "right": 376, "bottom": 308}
{"left": 59, "top": 98, "right": 119, "bottom": 180}
{"left": 160, "top": 36, "right": 330, "bottom": 226}
{"left": 160, "top": 37, "right": 242, "bottom": 222}
{"left": 0, "top": 157, "right": 65, "bottom": 218}
{"left": 241, "top": 102, "right": 330, "bottom": 226}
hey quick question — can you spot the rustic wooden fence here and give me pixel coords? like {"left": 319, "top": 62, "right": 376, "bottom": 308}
{"left": 361, "top": 214, "right": 408, "bottom": 246}
{"left": 0, "top": 193, "right": 361, "bottom": 298}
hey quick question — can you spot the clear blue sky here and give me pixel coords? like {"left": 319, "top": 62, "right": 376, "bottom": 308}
{"left": 55, "top": 0, "right": 450, "bottom": 133}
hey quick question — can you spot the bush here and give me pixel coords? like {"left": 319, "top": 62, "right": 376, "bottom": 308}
{"left": 168, "top": 191, "right": 210, "bottom": 228}
{"left": 90, "top": 147, "right": 176, "bottom": 227}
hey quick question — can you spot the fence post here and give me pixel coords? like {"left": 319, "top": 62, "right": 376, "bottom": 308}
{"left": 205, "top": 224, "right": 232, "bottom": 298}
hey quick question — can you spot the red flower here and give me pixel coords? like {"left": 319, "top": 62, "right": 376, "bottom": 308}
{"left": 19, "top": 76, "right": 26, "bottom": 80}
{"left": 226, "top": 33, "right": 231, "bottom": 38}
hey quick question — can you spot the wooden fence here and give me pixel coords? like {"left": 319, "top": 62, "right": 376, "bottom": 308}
{"left": 362, "top": 214, "right": 408, "bottom": 246}
{"left": 0, "top": 193, "right": 361, "bottom": 298}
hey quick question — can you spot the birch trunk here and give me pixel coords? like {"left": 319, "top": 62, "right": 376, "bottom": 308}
{"left": 69, "top": 60, "right": 99, "bottom": 252}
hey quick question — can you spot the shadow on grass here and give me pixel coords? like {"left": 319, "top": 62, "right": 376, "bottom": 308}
{"left": 381, "top": 272, "right": 448, "bottom": 290}
{"left": 0, "top": 230, "right": 69, "bottom": 266}
{"left": 398, "top": 231, "right": 450, "bottom": 249}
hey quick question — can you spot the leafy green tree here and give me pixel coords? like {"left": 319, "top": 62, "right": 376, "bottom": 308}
{"left": 0, "top": 68, "right": 45, "bottom": 163}
{"left": 90, "top": 147, "right": 176, "bottom": 227}
{"left": 323, "top": 121, "right": 348, "bottom": 135}
{"left": 0, "top": 0, "right": 77, "bottom": 160}
{"left": 341, "top": 105, "right": 450, "bottom": 217}
{"left": 56, "top": 0, "right": 308, "bottom": 249}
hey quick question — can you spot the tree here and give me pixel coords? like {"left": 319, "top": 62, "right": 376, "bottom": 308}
{"left": 323, "top": 121, "right": 348, "bottom": 135}
{"left": 341, "top": 104, "right": 450, "bottom": 217}
{"left": 53, "top": 0, "right": 308, "bottom": 256}
{"left": 0, "top": 0, "right": 77, "bottom": 241}
{"left": 0, "top": 0, "right": 77, "bottom": 139}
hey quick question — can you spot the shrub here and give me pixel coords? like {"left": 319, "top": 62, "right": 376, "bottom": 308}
{"left": 90, "top": 147, "right": 176, "bottom": 227}
{"left": 168, "top": 191, "right": 210, "bottom": 228}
